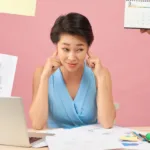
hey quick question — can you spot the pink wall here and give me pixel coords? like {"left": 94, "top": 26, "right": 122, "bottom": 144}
{"left": 0, "top": 0, "right": 150, "bottom": 127}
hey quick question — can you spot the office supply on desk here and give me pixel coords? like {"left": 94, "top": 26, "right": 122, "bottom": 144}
{"left": 0, "top": 54, "right": 17, "bottom": 97}
{"left": 121, "top": 142, "right": 139, "bottom": 146}
{"left": 0, "top": 0, "right": 37, "bottom": 16}
{"left": 132, "top": 131, "right": 145, "bottom": 141}
{"left": 139, "top": 133, "right": 150, "bottom": 143}
{"left": 120, "top": 136, "right": 138, "bottom": 142}
{"left": 45, "top": 124, "right": 150, "bottom": 150}
{"left": 146, "top": 133, "right": 150, "bottom": 140}
{"left": 124, "top": 0, "right": 150, "bottom": 29}
{"left": 45, "top": 124, "right": 132, "bottom": 150}
{"left": 0, "top": 97, "right": 49, "bottom": 148}
{"left": 131, "top": 130, "right": 150, "bottom": 143}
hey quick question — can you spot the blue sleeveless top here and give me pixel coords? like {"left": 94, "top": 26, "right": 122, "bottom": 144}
{"left": 47, "top": 63, "right": 97, "bottom": 129}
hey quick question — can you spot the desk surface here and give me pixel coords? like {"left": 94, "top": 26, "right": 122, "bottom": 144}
{"left": 0, "top": 127, "right": 150, "bottom": 150}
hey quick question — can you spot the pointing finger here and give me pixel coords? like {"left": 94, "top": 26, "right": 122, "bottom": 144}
{"left": 51, "top": 51, "right": 58, "bottom": 58}
{"left": 87, "top": 51, "right": 92, "bottom": 58}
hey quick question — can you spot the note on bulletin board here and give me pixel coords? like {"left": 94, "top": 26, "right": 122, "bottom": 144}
{"left": 0, "top": 0, "right": 37, "bottom": 16}
{"left": 0, "top": 53, "right": 18, "bottom": 97}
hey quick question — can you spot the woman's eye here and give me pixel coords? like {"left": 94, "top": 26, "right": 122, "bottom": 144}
{"left": 77, "top": 49, "right": 83, "bottom": 52}
{"left": 62, "top": 48, "right": 69, "bottom": 52}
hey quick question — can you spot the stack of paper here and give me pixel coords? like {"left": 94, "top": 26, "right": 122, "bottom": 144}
{"left": 45, "top": 124, "right": 150, "bottom": 150}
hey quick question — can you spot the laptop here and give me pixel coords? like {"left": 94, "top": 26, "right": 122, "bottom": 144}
{"left": 0, "top": 97, "right": 47, "bottom": 147}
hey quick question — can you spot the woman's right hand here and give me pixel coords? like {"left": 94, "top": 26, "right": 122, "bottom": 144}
{"left": 41, "top": 51, "right": 62, "bottom": 79}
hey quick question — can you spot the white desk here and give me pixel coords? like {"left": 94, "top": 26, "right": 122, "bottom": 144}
{"left": 0, "top": 127, "right": 150, "bottom": 150}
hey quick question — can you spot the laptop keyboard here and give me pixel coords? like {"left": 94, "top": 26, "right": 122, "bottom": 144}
{"left": 29, "top": 137, "right": 42, "bottom": 143}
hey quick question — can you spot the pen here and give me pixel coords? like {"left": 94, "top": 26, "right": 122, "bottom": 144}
{"left": 139, "top": 133, "right": 150, "bottom": 143}
{"left": 132, "top": 131, "right": 144, "bottom": 141}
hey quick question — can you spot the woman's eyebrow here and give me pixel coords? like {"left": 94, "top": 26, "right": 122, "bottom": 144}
{"left": 62, "top": 43, "right": 85, "bottom": 46}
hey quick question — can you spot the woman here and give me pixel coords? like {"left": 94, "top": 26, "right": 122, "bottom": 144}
{"left": 29, "top": 12, "right": 116, "bottom": 129}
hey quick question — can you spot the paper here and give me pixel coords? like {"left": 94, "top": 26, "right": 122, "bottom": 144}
{"left": 68, "top": 123, "right": 132, "bottom": 135}
{"left": 46, "top": 135, "right": 123, "bottom": 150}
{"left": 0, "top": 53, "right": 18, "bottom": 97}
{"left": 124, "top": 0, "right": 150, "bottom": 29}
{"left": 45, "top": 124, "right": 129, "bottom": 150}
{"left": 32, "top": 140, "right": 48, "bottom": 148}
{"left": 37, "top": 128, "right": 64, "bottom": 135}
{"left": 0, "top": 0, "right": 37, "bottom": 16}
{"left": 45, "top": 124, "right": 150, "bottom": 150}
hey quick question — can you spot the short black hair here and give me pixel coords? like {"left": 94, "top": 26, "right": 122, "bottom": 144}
{"left": 50, "top": 12, "right": 94, "bottom": 46}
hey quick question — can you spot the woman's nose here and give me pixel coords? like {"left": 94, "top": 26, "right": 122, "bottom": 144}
{"left": 68, "top": 52, "right": 76, "bottom": 60}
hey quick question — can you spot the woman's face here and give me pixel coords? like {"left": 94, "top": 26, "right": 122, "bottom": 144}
{"left": 57, "top": 33, "right": 89, "bottom": 72}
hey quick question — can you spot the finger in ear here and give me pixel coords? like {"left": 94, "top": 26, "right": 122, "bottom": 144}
{"left": 52, "top": 50, "right": 58, "bottom": 58}
{"left": 87, "top": 51, "right": 92, "bottom": 58}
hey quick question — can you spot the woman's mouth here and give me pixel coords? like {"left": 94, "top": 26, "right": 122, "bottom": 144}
{"left": 67, "top": 63, "right": 77, "bottom": 68}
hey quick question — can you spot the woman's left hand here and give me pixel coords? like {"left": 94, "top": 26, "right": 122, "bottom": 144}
{"left": 86, "top": 51, "right": 106, "bottom": 78}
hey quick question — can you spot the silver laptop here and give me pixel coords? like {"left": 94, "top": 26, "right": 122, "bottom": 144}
{"left": 0, "top": 97, "right": 47, "bottom": 147}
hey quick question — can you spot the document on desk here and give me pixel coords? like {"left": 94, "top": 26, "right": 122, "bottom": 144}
{"left": 45, "top": 124, "right": 150, "bottom": 150}
{"left": 45, "top": 124, "right": 128, "bottom": 150}
{"left": 0, "top": 53, "right": 18, "bottom": 97}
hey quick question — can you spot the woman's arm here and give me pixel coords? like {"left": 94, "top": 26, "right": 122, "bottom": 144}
{"left": 29, "top": 67, "right": 49, "bottom": 130}
{"left": 86, "top": 51, "right": 116, "bottom": 128}
{"left": 29, "top": 51, "right": 61, "bottom": 130}
{"left": 96, "top": 68, "right": 116, "bottom": 128}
